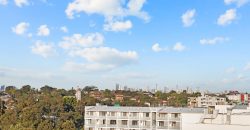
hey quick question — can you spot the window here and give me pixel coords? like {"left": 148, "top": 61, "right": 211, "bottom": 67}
{"left": 132, "top": 112, "right": 137, "bottom": 117}
{"left": 110, "top": 120, "right": 116, "bottom": 125}
{"left": 174, "top": 113, "right": 179, "bottom": 118}
{"left": 111, "top": 112, "right": 116, "bottom": 116}
{"left": 159, "top": 121, "right": 164, "bottom": 126}
{"left": 100, "top": 112, "right": 106, "bottom": 116}
{"left": 90, "top": 112, "right": 94, "bottom": 116}
{"left": 132, "top": 120, "right": 138, "bottom": 126}
{"left": 145, "top": 113, "right": 150, "bottom": 117}
{"left": 102, "top": 120, "right": 106, "bottom": 125}
{"left": 121, "top": 120, "right": 128, "bottom": 125}
{"left": 123, "top": 112, "right": 127, "bottom": 116}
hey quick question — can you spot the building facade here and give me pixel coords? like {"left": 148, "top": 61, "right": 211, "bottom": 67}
{"left": 188, "top": 94, "right": 227, "bottom": 108}
{"left": 85, "top": 106, "right": 182, "bottom": 130}
{"left": 75, "top": 87, "right": 81, "bottom": 102}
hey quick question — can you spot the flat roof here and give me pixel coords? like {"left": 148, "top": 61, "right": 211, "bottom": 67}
{"left": 85, "top": 106, "right": 204, "bottom": 113}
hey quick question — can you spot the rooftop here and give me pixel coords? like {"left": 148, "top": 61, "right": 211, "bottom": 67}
{"left": 85, "top": 106, "right": 204, "bottom": 113}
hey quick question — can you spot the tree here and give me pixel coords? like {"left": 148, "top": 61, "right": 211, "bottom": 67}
{"left": 20, "top": 85, "right": 31, "bottom": 93}
{"left": 37, "top": 120, "right": 54, "bottom": 130}
{"left": 61, "top": 120, "right": 76, "bottom": 130}
{"left": 40, "top": 85, "right": 56, "bottom": 93}
{"left": 83, "top": 86, "right": 98, "bottom": 93}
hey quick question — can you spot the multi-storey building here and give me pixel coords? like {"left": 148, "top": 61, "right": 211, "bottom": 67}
{"left": 75, "top": 87, "right": 81, "bottom": 102}
{"left": 188, "top": 95, "right": 227, "bottom": 108}
{"left": 85, "top": 106, "right": 182, "bottom": 130}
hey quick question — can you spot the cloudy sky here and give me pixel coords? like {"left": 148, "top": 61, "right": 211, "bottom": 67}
{"left": 0, "top": 0, "right": 250, "bottom": 91}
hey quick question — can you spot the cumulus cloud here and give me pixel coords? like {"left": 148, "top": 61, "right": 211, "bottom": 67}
{"left": 12, "top": 22, "right": 29, "bottom": 35}
{"left": 152, "top": 43, "right": 186, "bottom": 52}
{"left": 104, "top": 20, "right": 132, "bottom": 32}
{"left": 173, "top": 42, "right": 186, "bottom": 52}
{"left": 59, "top": 33, "right": 104, "bottom": 50}
{"left": 63, "top": 47, "right": 138, "bottom": 71}
{"left": 65, "top": 0, "right": 149, "bottom": 20}
{"left": 181, "top": 9, "right": 196, "bottom": 27}
{"left": 70, "top": 47, "right": 138, "bottom": 65}
{"left": 152, "top": 43, "right": 168, "bottom": 52}
{"left": 152, "top": 43, "right": 162, "bottom": 52}
{"left": 14, "top": 0, "right": 29, "bottom": 7}
{"left": 37, "top": 25, "right": 50, "bottom": 36}
{"left": 31, "top": 41, "right": 56, "bottom": 58}
{"left": 0, "top": 0, "right": 8, "bottom": 5}
{"left": 60, "top": 32, "right": 138, "bottom": 71}
{"left": 244, "top": 63, "right": 250, "bottom": 71}
{"left": 200, "top": 37, "right": 229, "bottom": 45}
{"left": 60, "top": 26, "right": 68, "bottom": 33}
{"left": 224, "top": 0, "right": 249, "bottom": 7}
{"left": 217, "top": 9, "right": 237, "bottom": 26}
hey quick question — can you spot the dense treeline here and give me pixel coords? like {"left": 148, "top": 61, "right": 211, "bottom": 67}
{"left": 0, "top": 85, "right": 201, "bottom": 130}
{"left": 0, "top": 85, "right": 83, "bottom": 130}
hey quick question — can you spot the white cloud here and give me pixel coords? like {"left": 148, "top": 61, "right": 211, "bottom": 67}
{"left": 224, "top": 0, "right": 249, "bottom": 7}
{"left": 104, "top": 20, "right": 132, "bottom": 32}
{"left": 152, "top": 43, "right": 162, "bottom": 52}
{"left": 12, "top": 22, "right": 29, "bottom": 35}
{"left": 63, "top": 47, "right": 138, "bottom": 71}
{"left": 60, "top": 32, "right": 138, "bottom": 71}
{"left": 37, "top": 25, "right": 50, "bottom": 36}
{"left": 63, "top": 62, "right": 116, "bottom": 72}
{"left": 217, "top": 9, "right": 237, "bottom": 26}
{"left": 152, "top": 43, "right": 168, "bottom": 52}
{"left": 65, "top": 0, "right": 149, "bottom": 20}
{"left": 225, "top": 67, "right": 236, "bottom": 74}
{"left": 244, "top": 63, "right": 250, "bottom": 71}
{"left": 59, "top": 33, "right": 104, "bottom": 50}
{"left": 70, "top": 47, "right": 138, "bottom": 65}
{"left": 200, "top": 37, "right": 229, "bottom": 45}
{"left": 181, "top": 9, "right": 196, "bottom": 27}
{"left": 14, "top": 0, "right": 29, "bottom": 7}
{"left": 222, "top": 74, "right": 249, "bottom": 84}
{"left": 173, "top": 42, "right": 186, "bottom": 52}
{"left": 60, "top": 26, "right": 68, "bottom": 33}
{"left": 0, "top": 0, "right": 8, "bottom": 5}
{"left": 31, "top": 41, "right": 56, "bottom": 58}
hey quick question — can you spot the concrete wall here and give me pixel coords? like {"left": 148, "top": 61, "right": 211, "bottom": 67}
{"left": 182, "top": 113, "right": 250, "bottom": 130}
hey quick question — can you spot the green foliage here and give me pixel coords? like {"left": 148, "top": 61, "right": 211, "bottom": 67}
{"left": 0, "top": 85, "right": 85, "bottom": 130}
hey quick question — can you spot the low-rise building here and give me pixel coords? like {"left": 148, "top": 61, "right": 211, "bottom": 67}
{"left": 85, "top": 106, "right": 182, "bottom": 130}
{"left": 188, "top": 94, "right": 227, "bottom": 108}
{"left": 89, "top": 91, "right": 102, "bottom": 100}
{"left": 187, "top": 97, "right": 198, "bottom": 108}
{"left": 226, "top": 91, "right": 250, "bottom": 104}
{"left": 115, "top": 94, "right": 124, "bottom": 102}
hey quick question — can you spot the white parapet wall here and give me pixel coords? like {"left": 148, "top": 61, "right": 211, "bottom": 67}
{"left": 182, "top": 113, "right": 250, "bottom": 130}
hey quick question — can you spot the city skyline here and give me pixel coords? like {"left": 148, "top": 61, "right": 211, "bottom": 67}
{"left": 1, "top": 0, "right": 250, "bottom": 91}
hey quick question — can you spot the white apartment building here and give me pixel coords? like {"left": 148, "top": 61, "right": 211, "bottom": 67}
{"left": 84, "top": 106, "right": 183, "bottom": 130}
{"left": 196, "top": 94, "right": 227, "bottom": 108}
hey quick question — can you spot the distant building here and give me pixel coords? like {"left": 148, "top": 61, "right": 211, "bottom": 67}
{"left": 115, "top": 94, "right": 124, "bottom": 102}
{"left": 188, "top": 97, "right": 198, "bottom": 108}
{"left": 226, "top": 91, "right": 250, "bottom": 104}
{"left": 85, "top": 106, "right": 182, "bottom": 130}
{"left": 0, "top": 85, "right": 5, "bottom": 91}
{"left": 188, "top": 93, "right": 227, "bottom": 108}
{"left": 196, "top": 94, "right": 227, "bottom": 107}
{"left": 89, "top": 91, "right": 102, "bottom": 100}
{"left": 75, "top": 87, "right": 81, "bottom": 102}
{"left": 124, "top": 86, "right": 128, "bottom": 91}
{"left": 115, "top": 83, "right": 120, "bottom": 91}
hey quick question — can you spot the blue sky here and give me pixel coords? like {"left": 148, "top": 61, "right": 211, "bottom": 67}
{"left": 0, "top": 0, "right": 250, "bottom": 91}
